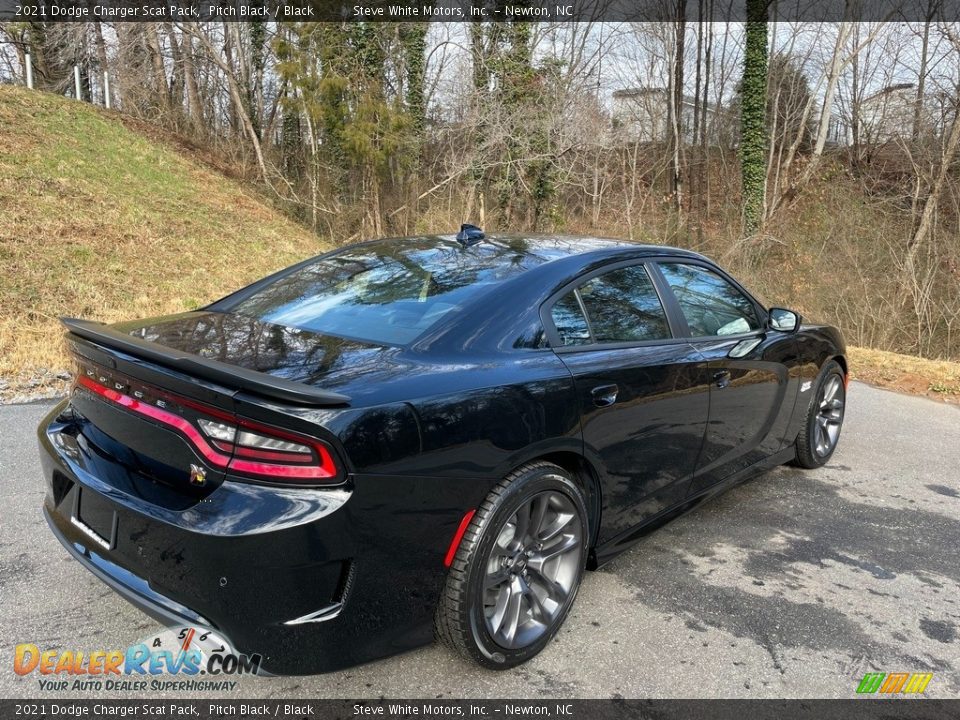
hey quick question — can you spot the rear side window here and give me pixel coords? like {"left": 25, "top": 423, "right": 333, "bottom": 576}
{"left": 550, "top": 264, "right": 670, "bottom": 346}
{"left": 551, "top": 293, "right": 591, "bottom": 346}
{"left": 657, "top": 262, "right": 760, "bottom": 337}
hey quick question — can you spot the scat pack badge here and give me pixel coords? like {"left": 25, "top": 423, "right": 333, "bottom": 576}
{"left": 189, "top": 463, "right": 207, "bottom": 486}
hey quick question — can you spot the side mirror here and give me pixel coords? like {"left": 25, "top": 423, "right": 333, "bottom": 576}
{"left": 768, "top": 307, "right": 800, "bottom": 333}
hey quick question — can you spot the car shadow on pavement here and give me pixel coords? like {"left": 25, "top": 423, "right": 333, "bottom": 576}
{"left": 600, "top": 466, "right": 959, "bottom": 693}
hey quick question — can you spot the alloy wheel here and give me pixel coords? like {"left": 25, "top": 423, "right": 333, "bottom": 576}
{"left": 815, "top": 375, "right": 845, "bottom": 457}
{"left": 481, "top": 490, "right": 583, "bottom": 650}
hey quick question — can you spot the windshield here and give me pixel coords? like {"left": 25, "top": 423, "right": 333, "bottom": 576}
{"left": 226, "top": 238, "right": 545, "bottom": 346}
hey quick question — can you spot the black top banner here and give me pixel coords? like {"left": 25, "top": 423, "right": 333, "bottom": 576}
{"left": 1, "top": 0, "right": 959, "bottom": 22}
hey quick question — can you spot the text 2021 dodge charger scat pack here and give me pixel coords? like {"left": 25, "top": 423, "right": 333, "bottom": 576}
{"left": 38, "top": 230, "right": 847, "bottom": 674}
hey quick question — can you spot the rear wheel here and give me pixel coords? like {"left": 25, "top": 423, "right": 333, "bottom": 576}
{"left": 435, "top": 462, "right": 588, "bottom": 669}
{"left": 793, "top": 360, "right": 846, "bottom": 468}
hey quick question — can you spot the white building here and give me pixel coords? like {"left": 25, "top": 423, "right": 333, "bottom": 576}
{"left": 611, "top": 87, "right": 721, "bottom": 145}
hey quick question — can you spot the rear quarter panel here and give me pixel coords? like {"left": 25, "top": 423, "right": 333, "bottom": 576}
{"left": 332, "top": 350, "right": 582, "bottom": 481}
{"left": 300, "top": 350, "right": 580, "bottom": 659}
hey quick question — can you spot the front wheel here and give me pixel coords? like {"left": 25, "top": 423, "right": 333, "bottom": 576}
{"left": 793, "top": 360, "right": 846, "bottom": 468}
{"left": 435, "top": 462, "right": 588, "bottom": 669}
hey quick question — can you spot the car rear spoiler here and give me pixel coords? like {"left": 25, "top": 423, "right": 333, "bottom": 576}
{"left": 61, "top": 318, "right": 351, "bottom": 408}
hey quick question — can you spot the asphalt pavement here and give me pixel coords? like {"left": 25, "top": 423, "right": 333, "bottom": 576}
{"left": 1, "top": 382, "right": 958, "bottom": 699}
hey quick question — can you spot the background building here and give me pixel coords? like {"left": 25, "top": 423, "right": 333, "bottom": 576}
{"left": 611, "top": 87, "right": 721, "bottom": 145}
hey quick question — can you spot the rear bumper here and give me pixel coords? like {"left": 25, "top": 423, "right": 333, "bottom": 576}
{"left": 38, "top": 400, "right": 481, "bottom": 674}
{"left": 43, "top": 505, "right": 217, "bottom": 631}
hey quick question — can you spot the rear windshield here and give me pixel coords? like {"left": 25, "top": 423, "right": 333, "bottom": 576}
{"left": 225, "top": 239, "right": 543, "bottom": 345}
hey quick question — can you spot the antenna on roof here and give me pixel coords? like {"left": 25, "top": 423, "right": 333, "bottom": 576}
{"left": 455, "top": 223, "right": 484, "bottom": 247}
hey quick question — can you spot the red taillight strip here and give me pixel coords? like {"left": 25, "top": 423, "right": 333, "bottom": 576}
{"left": 444, "top": 509, "right": 477, "bottom": 567}
{"left": 77, "top": 376, "right": 337, "bottom": 480}
{"left": 79, "top": 375, "right": 232, "bottom": 465}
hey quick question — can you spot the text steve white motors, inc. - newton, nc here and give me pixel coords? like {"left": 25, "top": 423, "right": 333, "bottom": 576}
{"left": 352, "top": 4, "right": 575, "bottom": 18}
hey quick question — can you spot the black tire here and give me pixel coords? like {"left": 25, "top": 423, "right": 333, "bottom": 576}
{"left": 435, "top": 462, "right": 588, "bottom": 670}
{"left": 793, "top": 359, "right": 846, "bottom": 469}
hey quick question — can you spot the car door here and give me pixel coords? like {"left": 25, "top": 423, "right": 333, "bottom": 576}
{"left": 652, "top": 261, "right": 800, "bottom": 494}
{"left": 543, "top": 260, "right": 712, "bottom": 544}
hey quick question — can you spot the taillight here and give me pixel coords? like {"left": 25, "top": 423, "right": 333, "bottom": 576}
{"left": 196, "top": 415, "right": 338, "bottom": 480}
{"left": 77, "top": 374, "right": 341, "bottom": 484}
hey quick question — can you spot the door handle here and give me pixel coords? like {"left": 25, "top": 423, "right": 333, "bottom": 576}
{"left": 591, "top": 384, "right": 619, "bottom": 407}
{"left": 713, "top": 370, "right": 731, "bottom": 389}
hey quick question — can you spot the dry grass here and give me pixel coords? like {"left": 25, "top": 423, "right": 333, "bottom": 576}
{"left": 848, "top": 346, "right": 960, "bottom": 403}
{"left": 0, "top": 86, "right": 328, "bottom": 398}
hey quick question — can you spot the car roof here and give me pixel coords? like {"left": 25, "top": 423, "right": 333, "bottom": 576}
{"left": 375, "top": 233, "right": 707, "bottom": 265}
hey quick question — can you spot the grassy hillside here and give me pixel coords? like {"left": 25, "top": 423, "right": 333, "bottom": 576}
{"left": 0, "top": 86, "right": 957, "bottom": 404}
{"left": 0, "top": 86, "right": 328, "bottom": 398}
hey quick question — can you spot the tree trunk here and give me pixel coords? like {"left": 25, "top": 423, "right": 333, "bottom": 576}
{"left": 93, "top": 22, "right": 109, "bottom": 104}
{"left": 850, "top": 23, "right": 861, "bottom": 163}
{"left": 163, "top": 23, "right": 185, "bottom": 116}
{"left": 691, "top": 9, "right": 703, "bottom": 219}
{"left": 913, "top": 9, "right": 933, "bottom": 141}
{"left": 668, "top": 5, "right": 686, "bottom": 213}
{"left": 792, "top": 22, "right": 854, "bottom": 192}
{"left": 222, "top": 22, "right": 239, "bottom": 134}
{"left": 145, "top": 23, "right": 170, "bottom": 112}
{"left": 905, "top": 97, "right": 960, "bottom": 275}
{"left": 701, "top": 7, "right": 713, "bottom": 222}
{"left": 180, "top": 27, "right": 203, "bottom": 129}
{"left": 740, "top": 0, "right": 768, "bottom": 235}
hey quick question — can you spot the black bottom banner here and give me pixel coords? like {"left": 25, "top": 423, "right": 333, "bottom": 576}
{"left": 2, "top": 699, "right": 957, "bottom": 720}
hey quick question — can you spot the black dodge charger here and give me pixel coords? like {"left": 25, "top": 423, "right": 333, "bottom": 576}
{"left": 38, "top": 230, "right": 847, "bottom": 673}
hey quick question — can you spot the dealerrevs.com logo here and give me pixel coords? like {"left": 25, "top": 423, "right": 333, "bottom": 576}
{"left": 14, "top": 627, "right": 262, "bottom": 692}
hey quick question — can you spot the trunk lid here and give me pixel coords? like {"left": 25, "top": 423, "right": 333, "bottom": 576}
{"left": 109, "top": 310, "right": 419, "bottom": 404}
{"left": 62, "top": 311, "right": 356, "bottom": 505}
{"left": 66, "top": 337, "right": 239, "bottom": 504}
